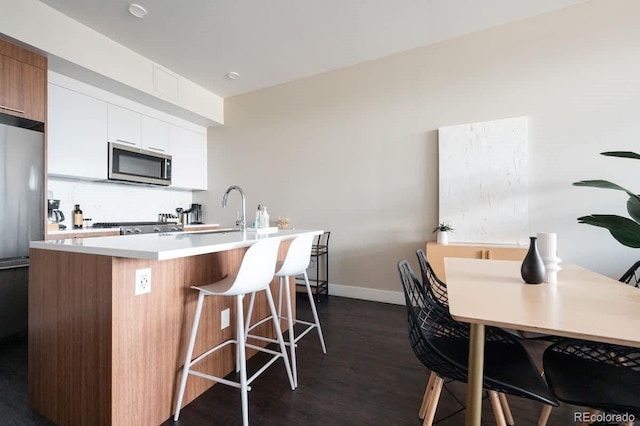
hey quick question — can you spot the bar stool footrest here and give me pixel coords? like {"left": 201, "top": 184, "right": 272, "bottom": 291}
{"left": 189, "top": 339, "right": 236, "bottom": 367}
{"left": 188, "top": 369, "right": 252, "bottom": 391}
{"left": 246, "top": 333, "right": 287, "bottom": 346}
{"left": 292, "top": 320, "right": 317, "bottom": 343}
{"left": 246, "top": 315, "right": 272, "bottom": 334}
{"left": 247, "top": 318, "right": 317, "bottom": 346}
{"left": 188, "top": 339, "right": 285, "bottom": 390}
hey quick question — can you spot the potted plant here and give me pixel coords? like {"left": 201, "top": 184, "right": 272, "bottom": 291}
{"left": 573, "top": 151, "right": 640, "bottom": 248}
{"left": 433, "top": 222, "right": 454, "bottom": 245}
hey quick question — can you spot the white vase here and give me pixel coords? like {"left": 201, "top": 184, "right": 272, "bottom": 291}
{"left": 537, "top": 232, "right": 562, "bottom": 284}
{"left": 437, "top": 231, "right": 448, "bottom": 245}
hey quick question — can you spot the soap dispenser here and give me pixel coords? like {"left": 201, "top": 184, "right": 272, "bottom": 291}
{"left": 254, "top": 205, "right": 262, "bottom": 228}
{"left": 261, "top": 206, "right": 270, "bottom": 228}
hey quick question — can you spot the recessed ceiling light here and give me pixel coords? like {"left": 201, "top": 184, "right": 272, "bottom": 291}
{"left": 227, "top": 72, "right": 240, "bottom": 80}
{"left": 128, "top": 3, "right": 148, "bottom": 19}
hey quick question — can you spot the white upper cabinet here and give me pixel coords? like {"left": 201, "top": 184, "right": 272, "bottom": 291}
{"left": 107, "top": 104, "right": 140, "bottom": 147}
{"left": 48, "top": 73, "right": 208, "bottom": 189}
{"left": 48, "top": 84, "right": 108, "bottom": 179}
{"left": 170, "top": 125, "right": 207, "bottom": 190}
{"left": 140, "top": 115, "right": 169, "bottom": 153}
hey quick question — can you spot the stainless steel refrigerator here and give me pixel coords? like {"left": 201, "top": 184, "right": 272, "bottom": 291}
{"left": 0, "top": 122, "right": 44, "bottom": 339}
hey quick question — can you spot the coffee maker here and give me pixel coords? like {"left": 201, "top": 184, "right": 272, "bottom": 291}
{"left": 47, "top": 199, "right": 66, "bottom": 230}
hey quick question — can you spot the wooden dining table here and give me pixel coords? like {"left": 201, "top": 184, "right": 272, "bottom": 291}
{"left": 444, "top": 257, "right": 640, "bottom": 426}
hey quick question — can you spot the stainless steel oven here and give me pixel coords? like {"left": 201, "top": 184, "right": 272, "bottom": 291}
{"left": 108, "top": 142, "right": 172, "bottom": 186}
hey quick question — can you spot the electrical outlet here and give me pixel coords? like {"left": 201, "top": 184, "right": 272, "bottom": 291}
{"left": 135, "top": 268, "right": 151, "bottom": 295}
{"left": 221, "top": 308, "right": 230, "bottom": 329}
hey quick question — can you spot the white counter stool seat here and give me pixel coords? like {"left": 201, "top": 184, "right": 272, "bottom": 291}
{"left": 244, "top": 233, "right": 326, "bottom": 387}
{"left": 173, "top": 237, "right": 295, "bottom": 426}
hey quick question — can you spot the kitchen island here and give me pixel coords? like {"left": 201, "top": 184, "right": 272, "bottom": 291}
{"left": 28, "top": 229, "right": 321, "bottom": 426}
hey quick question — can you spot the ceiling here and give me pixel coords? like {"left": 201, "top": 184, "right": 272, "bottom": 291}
{"left": 38, "top": 0, "right": 588, "bottom": 99}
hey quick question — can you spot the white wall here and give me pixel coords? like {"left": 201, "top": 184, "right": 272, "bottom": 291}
{"left": 200, "top": 0, "right": 640, "bottom": 299}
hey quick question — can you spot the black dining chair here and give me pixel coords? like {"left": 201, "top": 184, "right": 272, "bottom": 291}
{"left": 538, "top": 261, "right": 640, "bottom": 426}
{"left": 415, "top": 249, "right": 449, "bottom": 307}
{"left": 398, "top": 260, "right": 558, "bottom": 426}
{"left": 415, "top": 248, "right": 520, "bottom": 422}
{"left": 419, "top": 249, "right": 565, "bottom": 346}
{"left": 541, "top": 339, "right": 640, "bottom": 425}
{"left": 619, "top": 260, "right": 640, "bottom": 288}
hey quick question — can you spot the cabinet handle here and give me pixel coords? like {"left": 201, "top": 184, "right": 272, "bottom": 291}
{"left": 147, "top": 146, "right": 165, "bottom": 152}
{"left": 0, "top": 105, "right": 25, "bottom": 114}
{"left": 116, "top": 138, "right": 136, "bottom": 146}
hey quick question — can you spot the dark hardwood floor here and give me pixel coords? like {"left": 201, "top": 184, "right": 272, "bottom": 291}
{"left": 1, "top": 295, "right": 588, "bottom": 425}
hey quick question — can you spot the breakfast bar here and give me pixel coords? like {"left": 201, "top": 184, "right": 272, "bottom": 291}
{"left": 28, "top": 229, "right": 321, "bottom": 426}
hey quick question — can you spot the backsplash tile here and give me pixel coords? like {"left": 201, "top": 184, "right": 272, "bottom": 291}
{"left": 48, "top": 178, "right": 192, "bottom": 223}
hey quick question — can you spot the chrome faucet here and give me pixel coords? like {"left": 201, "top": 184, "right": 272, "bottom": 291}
{"left": 221, "top": 185, "right": 246, "bottom": 231}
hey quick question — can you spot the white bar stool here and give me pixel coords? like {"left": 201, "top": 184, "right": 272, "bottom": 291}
{"left": 245, "top": 233, "right": 327, "bottom": 387}
{"left": 173, "top": 237, "right": 295, "bottom": 426}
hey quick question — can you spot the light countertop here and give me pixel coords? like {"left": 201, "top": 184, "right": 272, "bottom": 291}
{"left": 31, "top": 228, "right": 321, "bottom": 261}
{"left": 183, "top": 223, "right": 221, "bottom": 229}
{"left": 48, "top": 227, "right": 121, "bottom": 235}
{"left": 47, "top": 223, "right": 222, "bottom": 236}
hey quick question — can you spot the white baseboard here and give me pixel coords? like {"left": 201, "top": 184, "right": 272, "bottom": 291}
{"left": 328, "top": 283, "right": 405, "bottom": 305}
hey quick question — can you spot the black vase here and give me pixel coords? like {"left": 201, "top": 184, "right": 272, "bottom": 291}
{"left": 521, "top": 236, "right": 546, "bottom": 284}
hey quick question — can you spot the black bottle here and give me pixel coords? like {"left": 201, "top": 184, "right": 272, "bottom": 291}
{"left": 73, "top": 204, "right": 83, "bottom": 229}
{"left": 521, "top": 236, "right": 545, "bottom": 284}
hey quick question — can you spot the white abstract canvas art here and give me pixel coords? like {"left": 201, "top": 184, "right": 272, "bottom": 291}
{"left": 438, "top": 116, "right": 528, "bottom": 245}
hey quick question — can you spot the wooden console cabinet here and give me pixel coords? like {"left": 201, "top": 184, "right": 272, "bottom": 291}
{"left": 0, "top": 38, "right": 46, "bottom": 123}
{"left": 426, "top": 241, "right": 527, "bottom": 280}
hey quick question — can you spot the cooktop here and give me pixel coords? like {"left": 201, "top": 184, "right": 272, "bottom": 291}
{"left": 92, "top": 222, "right": 183, "bottom": 234}
{"left": 92, "top": 221, "right": 168, "bottom": 227}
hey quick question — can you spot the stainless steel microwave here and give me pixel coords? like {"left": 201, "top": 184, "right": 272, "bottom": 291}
{"left": 108, "top": 142, "right": 172, "bottom": 186}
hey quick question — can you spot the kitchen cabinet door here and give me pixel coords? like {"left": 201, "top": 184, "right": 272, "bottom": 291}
{"left": 48, "top": 84, "right": 108, "bottom": 179}
{"left": 107, "top": 104, "right": 141, "bottom": 147}
{"left": 169, "top": 125, "right": 207, "bottom": 190}
{"left": 141, "top": 115, "right": 169, "bottom": 153}
{"left": 0, "top": 54, "right": 46, "bottom": 123}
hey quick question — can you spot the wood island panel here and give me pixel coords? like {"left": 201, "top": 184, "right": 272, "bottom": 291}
{"left": 28, "top": 250, "right": 113, "bottom": 424}
{"left": 29, "top": 240, "right": 295, "bottom": 426}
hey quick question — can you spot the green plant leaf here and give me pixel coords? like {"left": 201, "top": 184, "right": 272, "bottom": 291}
{"left": 573, "top": 180, "right": 640, "bottom": 205}
{"left": 628, "top": 196, "right": 640, "bottom": 223}
{"left": 432, "top": 222, "right": 454, "bottom": 233}
{"left": 601, "top": 151, "right": 640, "bottom": 160}
{"left": 577, "top": 214, "right": 640, "bottom": 248}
